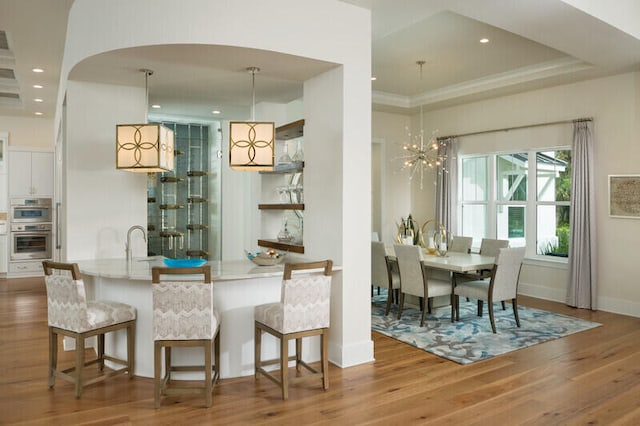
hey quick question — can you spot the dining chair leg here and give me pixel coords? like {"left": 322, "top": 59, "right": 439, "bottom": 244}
{"left": 488, "top": 300, "right": 497, "bottom": 334}
{"left": 477, "top": 300, "right": 484, "bottom": 317}
{"left": 214, "top": 332, "right": 220, "bottom": 383}
{"left": 385, "top": 285, "right": 393, "bottom": 315}
{"left": 455, "top": 295, "right": 460, "bottom": 321}
{"left": 397, "top": 293, "right": 405, "bottom": 320}
{"left": 450, "top": 293, "right": 455, "bottom": 323}
{"left": 420, "top": 301, "right": 427, "bottom": 327}
{"left": 512, "top": 298, "right": 521, "bottom": 327}
{"left": 501, "top": 301, "right": 506, "bottom": 310}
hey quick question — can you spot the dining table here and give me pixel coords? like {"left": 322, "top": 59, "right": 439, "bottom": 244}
{"left": 385, "top": 246, "right": 496, "bottom": 321}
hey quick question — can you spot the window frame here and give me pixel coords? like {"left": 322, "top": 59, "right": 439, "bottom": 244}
{"left": 458, "top": 146, "right": 571, "bottom": 262}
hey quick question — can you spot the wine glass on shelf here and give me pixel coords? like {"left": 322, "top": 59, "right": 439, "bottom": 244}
{"left": 292, "top": 139, "right": 304, "bottom": 162}
{"left": 278, "top": 142, "right": 292, "bottom": 165}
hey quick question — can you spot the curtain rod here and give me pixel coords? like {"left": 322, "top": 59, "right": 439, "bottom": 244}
{"left": 437, "top": 117, "right": 593, "bottom": 141}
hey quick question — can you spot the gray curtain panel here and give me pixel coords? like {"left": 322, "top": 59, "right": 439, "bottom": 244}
{"left": 435, "top": 137, "right": 459, "bottom": 237}
{"left": 567, "top": 120, "right": 597, "bottom": 309}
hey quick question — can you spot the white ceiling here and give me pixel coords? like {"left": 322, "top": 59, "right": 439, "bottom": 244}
{"left": 1, "top": 0, "right": 639, "bottom": 121}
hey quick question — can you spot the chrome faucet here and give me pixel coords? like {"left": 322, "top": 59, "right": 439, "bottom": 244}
{"left": 126, "top": 225, "right": 147, "bottom": 263}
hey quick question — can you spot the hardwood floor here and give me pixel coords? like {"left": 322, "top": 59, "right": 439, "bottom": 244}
{"left": 2, "top": 276, "right": 640, "bottom": 425}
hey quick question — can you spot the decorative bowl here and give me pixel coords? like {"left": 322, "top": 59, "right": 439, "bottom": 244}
{"left": 245, "top": 249, "right": 286, "bottom": 266}
{"left": 163, "top": 258, "right": 207, "bottom": 268}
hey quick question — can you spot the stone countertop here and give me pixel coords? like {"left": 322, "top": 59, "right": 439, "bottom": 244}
{"left": 75, "top": 256, "right": 288, "bottom": 281}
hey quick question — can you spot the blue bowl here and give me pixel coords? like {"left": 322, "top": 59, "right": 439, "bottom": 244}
{"left": 163, "top": 258, "right": 207, "bottom": 268}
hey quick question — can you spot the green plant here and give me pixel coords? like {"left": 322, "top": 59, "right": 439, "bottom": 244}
{"left": 540, "top": 226, "right": 569, "bottom": 257}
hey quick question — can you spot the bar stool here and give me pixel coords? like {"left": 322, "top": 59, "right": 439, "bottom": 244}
{"left": 42, "top": 260, "right": 136, "bottom": 398}
{"left": 254, "top": 260, "right": 333, "bottom": 400}
{"left": 151, "top": 266, "right": 220, "bottom": 408}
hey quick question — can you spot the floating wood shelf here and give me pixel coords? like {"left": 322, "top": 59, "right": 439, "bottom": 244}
{"left": 160, "top": 176, "right": 184, "bottom": 183}
{"left": 259, "top": 161, "right": 304, "bottom": 174}
{"left": 258, "top": 239, "right": 304, "bottom": 254}
{"left": 258, "top": 203, "right": 304, "bottom": 210}
{"left": 187, "top": 224, "right": 208, "bottom": 230}
{"left": 276, "top": 119, "right": 304, "bottom": 140}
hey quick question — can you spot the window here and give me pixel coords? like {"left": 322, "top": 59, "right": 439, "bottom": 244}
{"left": 460, "top": 149, "right": 571, "bottom": 259}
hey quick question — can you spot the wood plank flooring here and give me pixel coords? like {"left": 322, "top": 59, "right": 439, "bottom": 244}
{"left": 2, "top": 276, "right": 640, "bottom": 425}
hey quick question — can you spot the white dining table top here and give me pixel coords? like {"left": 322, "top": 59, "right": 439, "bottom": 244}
{"left": 386, "top": 246, "right": 495, "bottom": 273}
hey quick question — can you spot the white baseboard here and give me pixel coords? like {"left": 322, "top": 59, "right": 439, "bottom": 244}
{"left": 329, "top": 339, "right": 375, "bottom": 368}
{"left": 519, "top": 281, "right": 640, "bottom": 318}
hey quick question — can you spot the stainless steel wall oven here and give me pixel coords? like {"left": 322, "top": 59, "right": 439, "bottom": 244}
{"left": 10, "top": 198, "right": 52, "bottom": 223}
{"left": 10, "top": 223, "right": 53, "bottom": 261}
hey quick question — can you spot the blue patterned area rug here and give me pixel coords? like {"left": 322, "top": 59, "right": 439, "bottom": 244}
{"left": 371, "top": 294, "right": 601, "bottom": 364}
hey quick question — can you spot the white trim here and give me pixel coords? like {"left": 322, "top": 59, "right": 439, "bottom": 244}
{"left": 329, "top": 339, "right": 375, "bottom": 368}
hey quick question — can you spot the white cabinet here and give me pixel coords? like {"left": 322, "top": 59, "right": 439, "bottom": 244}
{"left": 9, "top": 150, "right": 54, "bottom": 198}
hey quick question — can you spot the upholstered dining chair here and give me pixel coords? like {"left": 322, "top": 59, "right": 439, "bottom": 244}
{"left": 42, "top": 260, "right": 136, "bottom": 399}
{"left": 151, "top": 266, "right": 220, "bottom": 408}
{"left": 456, "top": 238, "right": 510, "bottom": 314}
{"left": 254, "top": 260, "right": 333, "bottom": 400}
{"left": 394, "top": 244, "right": 452, "bottom": 326}
{"left": 371, "top": 241, "right": 400, "bottom": 315}
{"left": 453, "top": 247, "right": 526, "bottom": 333}
{"left": 449, "top": 236, "right": 473, "bottom": 253}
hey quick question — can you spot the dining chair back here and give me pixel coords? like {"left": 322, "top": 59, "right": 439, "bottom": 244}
{"left": 453, "top": 247, "right": 525, "bottom": 333}
{"left": 151, "top": 265, "right": 220, "bottom": 408}
{"left": 449, "top": 236, "right": 473, "bottom": 253}
{"left": 254, "top": 260, "right": 333, "bottom": 400}
{"left": 394, "top": 244, "right": 452, "bottom": 326}
{"left": 372, "top": 241, "right": 400, "bottom": 315}
{"left": 479, "top": 238, "right": 509, "bottom": 257}
{"left": 42, "top": 260, "right": 136, "bottom": 399}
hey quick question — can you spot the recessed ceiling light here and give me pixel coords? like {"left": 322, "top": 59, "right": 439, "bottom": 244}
{"left": 32, "top": 68, "right": 44, "bottom": 73}
{"left": 480, "top": 38, "right": 490, "bottom": 44}
{"left": 371, "top": 76, "right": 377, "bottom": 81}
{"left": 33, "top": 84, "right": 43, "bottom": 89}
{"left": 34, "top": 98, "right": 43, "bottom": 103}
{"left": 212, "top": 110, "right": 221, "bottom": 115}
{"left": 34, "top": 112, "right": 43, "bottom": 116}
{"left": 151, "top": 104, "right": 161, "bottom": 109}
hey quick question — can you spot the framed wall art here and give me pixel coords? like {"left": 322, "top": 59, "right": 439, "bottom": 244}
{"left": 609, "top": 175, "right": 640, "bottom": 218}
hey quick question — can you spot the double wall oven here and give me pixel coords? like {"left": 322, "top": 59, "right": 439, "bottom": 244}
{"left": 10, "top": 198, "right": 53, "bottom": 261}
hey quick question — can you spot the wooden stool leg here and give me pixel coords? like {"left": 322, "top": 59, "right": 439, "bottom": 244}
{"left": 154, "top": 341, "right": 162, "bottom": 409}
{"left": 127, "top": 322, "right": 135, "bottom": 378}
{"left": 97, "top": 333, "right": 105, "bottom": 371}
{"left": 254, "top": 325, "right": 261, "bottom": 379}
{"left": 75, "top": 335, "right": 85, "bottom": 399}
{"left": 48, "top": 328, "right": 57, "bottom": 388}
{"left": 281, "top": 336, "right": 289, "bottom": 400}
{"left": 295, "top": 338, "right": 302, "bottom": 372}
{"left": 204, "top": 341, "right": 212, "bottom": 408}
{"left": 322, "top": 330, "right": 329, "bottom": 390}
{"left": 214, "top": 332, "right": 220, "bottom": 383}
{"left": 165, "top": 347, "right": 172, "bottom": 383}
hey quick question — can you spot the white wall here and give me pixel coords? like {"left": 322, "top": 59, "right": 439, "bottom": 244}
{"left": 375, "top": 71, "right": 640, "bottom": 317}
{"left": 58, "top": 0, "right": 373, "bottom": 367}
{"left": 0, "top": 116, "right": 54, "bottom": 148}
{"left": 372, "top": 111, "right": 412, "bottom": 243}
{"left": 65, "top": 81, "right": 148, "bottom": 260}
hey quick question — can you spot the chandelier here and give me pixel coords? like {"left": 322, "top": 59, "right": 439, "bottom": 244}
{"left": 396, "top": 61, "right": 446, "bottom": 190}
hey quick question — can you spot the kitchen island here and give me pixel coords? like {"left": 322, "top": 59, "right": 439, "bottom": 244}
{"left": 77, "top": 256, "right": 324, "bottom": 379}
